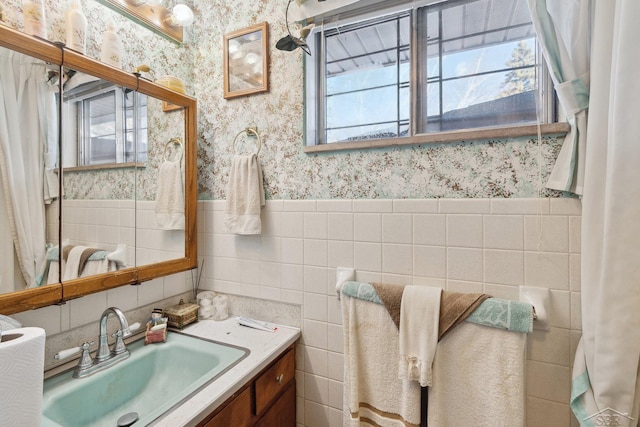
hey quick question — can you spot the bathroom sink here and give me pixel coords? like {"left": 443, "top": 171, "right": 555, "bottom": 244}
{"left": 41, "top": 332, "right": 249, "bottom": 427}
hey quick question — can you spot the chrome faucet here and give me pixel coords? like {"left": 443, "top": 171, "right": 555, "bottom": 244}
{"left": 54, "top": 307, "right": 140, "bottom": 379}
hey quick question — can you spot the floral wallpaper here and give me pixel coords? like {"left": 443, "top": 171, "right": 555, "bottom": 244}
{"left": 4, "top": 0, "right": 567, "bottom": 200}
{"left": 192, "top": 0, "right": 567, "bottom": 200}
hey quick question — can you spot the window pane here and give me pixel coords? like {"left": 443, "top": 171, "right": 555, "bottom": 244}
{"left": 87, "top": 92, "right": 117, "bottom": 164}
{"left": 324, "top": 13, "right": 410, "bottom": 144}
{"left": 417, "top": 0, "right": 538, "bottom": 133}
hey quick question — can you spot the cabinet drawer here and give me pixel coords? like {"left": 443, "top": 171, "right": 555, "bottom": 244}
{"left": 202, "top": 387, "right": 252, "bottom": 427}
{"left": 254, "top": 347, "right": 295, "bottom": 415}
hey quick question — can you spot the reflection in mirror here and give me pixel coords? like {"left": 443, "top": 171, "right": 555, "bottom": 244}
{"left": 136, "top": 104, "right": 186, "bottom": 266}
{"left": 60, "top": 70, "right": 140, "bottom": 279}
{"left": 0, "top": 45, "right": 60, "bottom": 293}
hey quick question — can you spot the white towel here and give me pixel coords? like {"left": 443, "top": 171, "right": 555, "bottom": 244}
{"left": 342, "top": 293, "right": 421, "bottom": 427}
{"left": 62, "top": 245, "right": 88, "bottom": 281}
{"left": 398, "top": 285, "right": 441, "bottom": 387}
{"left": 224, "top": 154, "right": 265, "bottom": 235}
{"left": 155, "top": 160, "right": 185, "bottom": 230}
{"left": 428, "top": 322, "right": 526, "bottom": 426}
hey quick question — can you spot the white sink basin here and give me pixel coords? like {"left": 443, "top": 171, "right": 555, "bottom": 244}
{"left": 41, "top": 332, "right": 249, "bottom": 427}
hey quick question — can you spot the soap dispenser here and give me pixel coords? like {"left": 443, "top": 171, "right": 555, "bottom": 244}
{"left": 100, "top": 24, "right": 122, "bottom": 68}
{"left": 22, "top": 0, "right": 47, "bottom": 39}
{"left": 65, "top": 0, "right": 87, "bottom": 54}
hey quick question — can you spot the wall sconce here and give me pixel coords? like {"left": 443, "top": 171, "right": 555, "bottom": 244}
{"left": 96, "top": 0, "right": 194, "bottom": 44}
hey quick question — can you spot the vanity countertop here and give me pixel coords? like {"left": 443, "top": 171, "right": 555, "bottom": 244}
{"left": 151, "top": 317, "right": 300, "bottom": 427}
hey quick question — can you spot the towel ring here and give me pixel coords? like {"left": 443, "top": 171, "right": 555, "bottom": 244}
{"left": 164, "top": 137, "right": 184, "bottom": 162}
{"left": 233, "top": 127, "right": 262, "bottom": 155}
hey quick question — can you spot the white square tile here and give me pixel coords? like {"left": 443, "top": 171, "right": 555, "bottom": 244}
{"left": 304, "top": 239, "right": 328, "bottom": 266}
{"left": 327, "top": 240, "right": 354, "bottom": 268}
{"left": 354, "top": 242, "right": 382, "bottom": 272}
{"left": 262, "top": 211, "right": 281, "bottom": 236}
{"left": 382, "top": 214, "right": 412, "bottom": 244}
{"left": 302, "top": 319, "right": 328, "bottom": 348}
{"left": 413, "top": 277, "right": 446, "bottom": 287}
{"left": 382, "top": 244, "right": 412, "bottom": 275}
{"left": 353, "top": 199, "right": 393, "bottom": 212}
{"left": 491, "top": 198, "right": 549, "bottom": 215}
{"left": 525, "top": 216, "right": 569, "bottom": 252}
{"left": 328, "top": 213, "right": 353, "bottom": 241}
{"left": 14, "top": 305, "right": 63, "bottom": 336}
{"left": 304, "top": 266, "right": 329, "bottom": 294}
{"left": 69, "top": 292, "right": 107, "bottom": 329}
{"left": 304, "top": 293, "right": 328, "bottom": 321}
{"left": 283, "top": 200, "right": 317, "bottom": 212}
{"left": 571, "top": 291, "right": 581, "bottom": 331}
{"left": 413, "top": 245, "right": 446, "bottom": 279}
{"left": 540, "top": 288, "right": 568, "bottom": 329}
{"left": 439, "top": 199, "right": 490, "bottom": 214}
{"left": 392, "top": 199, "right": 438, "bottom": 213}
{"left": 234, "top": 235, "right": 262, "bottom": 260}
{"left": 239, "top": 259, "right": 261, "bottom": 285}
{"left": 447, "top": 248, "right": 483, "bottom": 282}
{"left": 484, "top": 215, "right": 524, "bottom": 250}
{"left": 259, "top": 286, "right": 281, "bottom": 301}
{"left": 281, "top": 264, "right": 303, "bottom": 290}
{"left": 569, "top": 216, "right": 581, "bottom": 253}
{"left": 527, "top": 397, "right": 571, "bottom": 427}
{"left": 304, "top": 346, "right": 329, "bottom": 377}
{"left": 304, "top": 400, "right": 330, "bottom": 427}
{"left": 484, "top": 249, "right": 523, "bottom": 286}
{"left": 570, "top": 254, "right": 581, "bottom": 291}
{"left": 163, "top": 272, "right": 190, "bottom": 298}
{"left": 446, "top": 280, "right": 482, "bottom": 293}
{"left": 317, "top": 200, "right": 353, "bottom": 212}
{"left": 106, "top": 285, "right": 139, "bottom": 311}
{"left": 527, "top": 361, "right": 571, "bottom": 403}
{"left": 381, "top": 273, "right": 413, "bottom": 285}
{"left": 263, "top": 199, "right": 283, "bottom": 212}
{"left": 304, "top": 373, "right": 329, "bottom": 405}
{"left": 137, "top": 279, "right": 164, "bottom": 308}
{"left": 305, "top": 212, "right": 328, "bottom": 239}
{"left": 525, "top": 252, "right": 569, "bottom": 289}
{"left": 328, "top": 379, "right": 343, "bottom": 410}
{"left": 447, "top": 215, "right": 483, "bottom": 248}
{"left": 353, "top": 213, "right": 381, "bottom": 242}
{"left": 414, "top": 214, "right": 446, "bottom": 246}
{"left": 281, "top": 212, "right": 304, "bottom": 238}
{"left": 260, "top": 236, "right": 281, "bottom": 262}
{"left": 483, "top": 283, "right": 519, "bottom": 300}
{"left": 328, "top": 352, "right": 344, "bottom": 381}
{"left": 260, "top": 261, "right": 282, "bottom": 287}
{"left": 281, "top": 290, "right": 303, "bottom": 305}
{"left": 328, "top": 296, "right": 342, "bottom": 325}
{"left": 527, "top": 327, "right": 571, "bottom": 366}
{"left": 549, "top": 198, "right": 582, "bottom": 215}
{"left": 327, "top": 323, "right": 344, "bottom": 353}
{"left": 281, "top": 238, "right": 304, "bottom": 264}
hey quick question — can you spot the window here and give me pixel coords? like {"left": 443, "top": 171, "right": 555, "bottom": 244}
{"left": 64, "top": 79, "right": 147, "bottom": 166}
{"left": 305, "top": 0, "right": 554, "bottom": 147}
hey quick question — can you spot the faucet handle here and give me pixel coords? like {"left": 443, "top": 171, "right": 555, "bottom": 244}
{"left": 55, "top": 341, "right": 95, "bottom": 361}
{"left": 123, "top": 322, "right": 141, "bottom": 337}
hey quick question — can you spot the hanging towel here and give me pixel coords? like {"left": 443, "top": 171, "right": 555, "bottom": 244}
{"left": 428, "top": 322, "right": 526, "bottom": 426}
{"left": 155, "top": 160, "right": 185, "bottom": 230}
{"left": 398, "top": 285, "right": 442, "bottom": 387}
{"left": 62, "top": 245, "right": 88, "bottom": 281}
{"left": 341, "top": 292, "right": 421, "bottom": 427}
{"left": 224, "top": 154, "right": 265, "bottom": 235}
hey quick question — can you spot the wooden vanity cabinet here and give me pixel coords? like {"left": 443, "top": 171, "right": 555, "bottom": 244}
{"left": 197, "top": 345, "right": 296, "bottom": 427}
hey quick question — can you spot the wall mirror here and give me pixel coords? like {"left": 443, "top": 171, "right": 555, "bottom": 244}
{"left": 0, "top": 25, "right": 197, "bottom": 314}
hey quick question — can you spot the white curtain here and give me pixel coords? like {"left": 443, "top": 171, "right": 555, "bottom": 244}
{"left": 0, "top": 47, "right": 54, "bottom": 288}
{"left": 570, "top": 0, "right": 640, "bottom": 425}
{"left": 526, "top": 0, "right": 590, "bottom": 195}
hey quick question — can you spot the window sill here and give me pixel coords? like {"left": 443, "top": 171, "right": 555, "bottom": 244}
{"left": 61, "top": 162, "right": 146, "bottom": 172}
{"left": 303, "top": 123, "right": 570, "bottom": 154}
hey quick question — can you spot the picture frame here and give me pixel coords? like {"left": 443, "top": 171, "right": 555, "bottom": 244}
{"left": 223, "top": 22, "right": 269, "bottom": 99}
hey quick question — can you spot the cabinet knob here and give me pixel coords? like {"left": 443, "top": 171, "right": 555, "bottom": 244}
{"left": 275, "top": 374, "right": 284, "bottom": 384}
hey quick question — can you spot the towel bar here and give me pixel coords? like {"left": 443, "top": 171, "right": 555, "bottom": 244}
{"left": 233, "top": 127, "right": 262, "bottom": 155}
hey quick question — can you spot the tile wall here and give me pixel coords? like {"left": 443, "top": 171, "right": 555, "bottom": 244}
{"left": 199, "top": 197, "right": 582, "bottom": 427}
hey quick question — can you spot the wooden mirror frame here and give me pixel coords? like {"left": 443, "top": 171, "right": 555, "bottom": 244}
{"left": 0, "top": 25, "right": 197, "bottom": 315}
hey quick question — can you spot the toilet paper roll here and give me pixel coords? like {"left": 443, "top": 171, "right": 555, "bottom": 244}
{"left": 0, "top": 327, "right": 46, "bottom": 426}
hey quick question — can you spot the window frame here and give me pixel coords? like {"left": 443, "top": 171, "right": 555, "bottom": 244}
{"left": 303, "top": 0, "right": 566, "bottom": 153}
{"left": 64, "top": 82, "right": 148, "bottom": 168}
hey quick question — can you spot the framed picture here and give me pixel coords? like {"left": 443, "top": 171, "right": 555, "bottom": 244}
{"left": 223, "top": 22, "right": 269, "bottom": 99}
